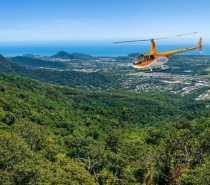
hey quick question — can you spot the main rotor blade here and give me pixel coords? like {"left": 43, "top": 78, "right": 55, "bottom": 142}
{"left": 114, "top": 32, "right": 198, "bottom": 44}
{"left": 154, "top": 32, "right": 198, "bottom": 40}
{"left": 113, "top": 39, "right": 150, "bottom": 43}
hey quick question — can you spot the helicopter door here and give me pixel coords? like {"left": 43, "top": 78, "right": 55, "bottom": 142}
{"left": 149, "top": 55, "right": 154, "bottom": 60}
{"left": 143, "top": 55, "right": 149, "bottom": 62}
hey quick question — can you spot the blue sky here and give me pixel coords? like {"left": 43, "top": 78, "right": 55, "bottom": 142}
{"left": 0, "top": 0, "right": 209, "bottom": 44}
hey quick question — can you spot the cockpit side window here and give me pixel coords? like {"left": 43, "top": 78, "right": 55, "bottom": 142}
{"left": 143, "top": 55, "right": 149, "bottom": 62}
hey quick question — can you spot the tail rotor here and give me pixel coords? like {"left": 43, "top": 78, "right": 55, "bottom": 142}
{"left": 199, "top": 47, "right": 206, "bottom": 54}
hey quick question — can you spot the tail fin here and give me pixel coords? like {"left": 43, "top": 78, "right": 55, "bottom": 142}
{"left": 197, "top": 37, "right": 202, "bottom": 53}
{"left": 198, "top": 37, "right": 202, "bottom": 49}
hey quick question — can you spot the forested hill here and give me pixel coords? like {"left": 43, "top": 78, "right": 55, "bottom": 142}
{"left": 0, "top": 72, "right": 210, "bottom": 184}
{"left": 0, "top": 72, "right": 208, "bottom": 129}
{"left": 0, "top": 54, "right": 113, "bottom": 89}
{"left": 0, "top": 54, "right": 31, "bottom": 75}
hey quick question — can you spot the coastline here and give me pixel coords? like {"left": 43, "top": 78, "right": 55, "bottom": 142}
{"left": 0, "top": 44, "right": 210, "bottom": 57}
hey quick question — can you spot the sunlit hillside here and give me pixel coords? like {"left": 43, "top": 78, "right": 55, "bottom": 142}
{"left": 0, "top": 70, "right": 210, "bottom": 184}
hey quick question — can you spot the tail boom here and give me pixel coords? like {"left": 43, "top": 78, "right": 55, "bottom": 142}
{"left": 158, "top": 37, "right": 202, "bottom": 56}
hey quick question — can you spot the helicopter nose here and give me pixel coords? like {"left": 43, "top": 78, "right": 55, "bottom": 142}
{"left": 133, "top": 58, "right": 140, "bottom": 65}
{"left": 133, "top": 58, "right": 138, "bottom": 64}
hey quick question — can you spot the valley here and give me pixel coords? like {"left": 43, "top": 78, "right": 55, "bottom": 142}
{"left": 8, "top": 52, "right": 210, "bottom": 99}
{"left": 0, "top": 52, "right": 210, "bottom": 184}
{"left": 1, "top": 0, "right": 209, "bottom": 184}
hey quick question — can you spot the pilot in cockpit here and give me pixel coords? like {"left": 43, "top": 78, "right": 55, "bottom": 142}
{"left": 133, "top": 54, "right": 143, "bottom": 65}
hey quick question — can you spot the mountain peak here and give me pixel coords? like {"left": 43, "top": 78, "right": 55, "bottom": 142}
{"left": 51, "top": 51, "right": 73, "bottom": 59}
{"left": 51, "top": 51, "right": 93, "bottom": 59}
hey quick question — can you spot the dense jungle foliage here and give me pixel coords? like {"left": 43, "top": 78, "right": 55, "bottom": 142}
{"left": 0, "top": 72, "right": 210, "bottom": 184}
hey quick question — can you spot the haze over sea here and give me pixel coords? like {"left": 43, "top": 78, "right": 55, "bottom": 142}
{"left": 0, "top": 43, "right": 210, "bottom": 57}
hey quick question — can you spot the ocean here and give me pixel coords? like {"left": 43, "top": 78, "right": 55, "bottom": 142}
{"left": 0, "top": 43, "right": 209, "bottom": 57}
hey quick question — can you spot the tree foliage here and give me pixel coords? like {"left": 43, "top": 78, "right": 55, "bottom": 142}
{"left": 0, "top": 72, "right": 210, "bottom": 184}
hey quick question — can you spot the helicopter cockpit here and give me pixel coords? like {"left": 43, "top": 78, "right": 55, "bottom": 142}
{"left": 133, "top": 54, "right": 143, "bottom": 65}
{"left": 133, "top": 54, "right": 154, "bottom": 65}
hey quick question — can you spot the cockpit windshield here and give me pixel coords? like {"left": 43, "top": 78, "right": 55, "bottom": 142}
{"left": 133, "top": 54, "right": 143, "bottom": 65}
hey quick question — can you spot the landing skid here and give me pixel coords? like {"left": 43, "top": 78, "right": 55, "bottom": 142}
{"left": 136, "top": 66, "right": 171, "bottom": 73}
{"left": 145, "top": 68, "right": 171, "bottom": 73}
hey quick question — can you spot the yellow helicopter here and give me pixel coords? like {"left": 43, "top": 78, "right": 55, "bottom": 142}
{"left": 114, "top": 32, "right": 202, "bottom": 71}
